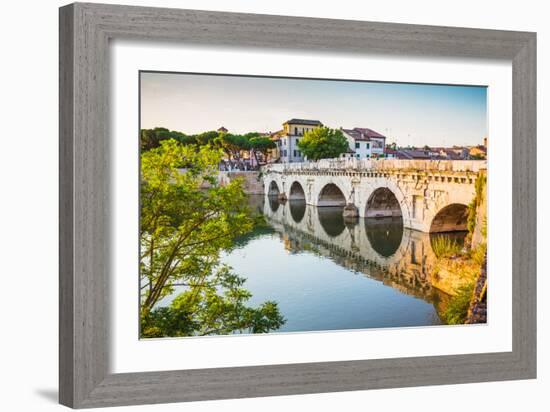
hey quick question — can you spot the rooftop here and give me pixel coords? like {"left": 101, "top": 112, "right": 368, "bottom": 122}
{"left": 283, "top": 118, "right": 323, "bottom": 126}
{"left": 399, "top": 149, "right": 431, "bottom": 159}
{"left": 342, "top": 127, "right": 386, "bottom": 141}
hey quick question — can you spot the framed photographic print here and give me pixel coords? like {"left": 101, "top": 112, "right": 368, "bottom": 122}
{"left": 59, "top": 2, "right": 536, "bottom": 408}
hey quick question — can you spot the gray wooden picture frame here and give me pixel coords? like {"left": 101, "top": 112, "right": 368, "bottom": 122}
{"left": 59, "top": 2, "right": 536, "bottom": 409}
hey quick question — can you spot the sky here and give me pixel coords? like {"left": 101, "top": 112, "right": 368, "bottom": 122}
{"left": 140, "top": 71, "right": 487, "bottom": 148}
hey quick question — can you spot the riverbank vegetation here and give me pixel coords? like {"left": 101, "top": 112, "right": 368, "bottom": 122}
{"left": 431, "top": 236, "right": 463, "bottom": 259}
{"left": 433, "top": 243, "right": 486, "bottom": 324}
{"left": 139, "top": 139, "right": 284, "bottom": 337}
{"left": 433, "top": 174, "right": 487, "bottom": 324}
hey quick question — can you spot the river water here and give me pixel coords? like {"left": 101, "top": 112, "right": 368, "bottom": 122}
{"left": 160, "top": 195, "right": 465, "bottom": 333}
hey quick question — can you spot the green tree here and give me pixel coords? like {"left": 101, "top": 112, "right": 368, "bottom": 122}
{"left": 297, "top": 127, "right": 348, "bottom": 160}
{"left": 216, "top": 133, "right": 251, "bottom": 163}
{"left": 195, "top": 130, "right": 219, "bottom": 146}
{"left": 141, "top": 127, "right": 195, "bottom": 151}
{"left": 141, "top": 267, "right": 284, "bottom": 337}
{"left": 140, "top": 139, "right": 284, "bottom": 336}
{"left": 249, "top": 136, "right": 276, "bottom": 164}
{"left": 140, "top": 127, "right": 169, "bottom": 151}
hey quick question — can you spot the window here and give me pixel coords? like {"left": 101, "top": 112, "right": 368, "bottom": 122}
{"left": 294, "top": 127, "right": 298, "bottom": 135}
{"left": 355, "top": 142, "right": 360, "bottom": 149}
{"left": 283, "top": 150, "right": 287, "bottom": 157}
{"left": 356, "top": 154, "right": 360, "bottom": 158}
{"left": 296, "top": 138, "right": 299, "bottom": 144}
{"left": 293, "top": 150, "right": 297, "bottom": 157}
{"left": 366, "top": 143, "right": 370, "bottom": 149}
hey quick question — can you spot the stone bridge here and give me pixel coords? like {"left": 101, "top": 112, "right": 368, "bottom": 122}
{"left": 262, "top": 158, "right": 487, "bottom": 233}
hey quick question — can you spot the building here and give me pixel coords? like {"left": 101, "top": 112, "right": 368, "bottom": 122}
{"left": 340, "top": 147, "right": 357, "bottom": 159}
{"left": 398, "top": 149, "right": 431, "bottom": 160}
{"left": 469, "top": 145, "right": 487, "bottom": 159}
{"left": 384, "top": 148, "right": 406, "bottom": 159}
{"left": 217, "top": 126, "right": 228, "bottom": 133}
{"left": 341, "top": 127, "right": 386, "bottom": 159}
{"left": 275, "top": 118, "right": 323, "bottom": 163}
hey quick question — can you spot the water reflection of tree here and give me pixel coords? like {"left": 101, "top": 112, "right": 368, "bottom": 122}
{"left": 139, "top": 140, "right": 284, "bottom": 338}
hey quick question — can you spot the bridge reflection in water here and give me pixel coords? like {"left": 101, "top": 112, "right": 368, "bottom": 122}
{"left": 232, "top": 195, "right": 467, "bottom": 332}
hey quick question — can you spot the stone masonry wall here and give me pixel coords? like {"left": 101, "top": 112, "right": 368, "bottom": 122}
{"left": 218, "top": 171, "right": 264, "bottom": 194}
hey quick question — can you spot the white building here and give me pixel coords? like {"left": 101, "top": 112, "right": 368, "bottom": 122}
{"left": 275, "top": 118, "right": 323, "bottom": 163}
{"left": 341, "top": 127, "right": 386, "bottom": 159}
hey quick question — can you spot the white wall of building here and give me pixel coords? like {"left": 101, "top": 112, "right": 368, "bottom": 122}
{"left": 353, "top": 140, "right": 372, "bottom": 159}
{"left": 280, "top": 122, "right": 319, "bottom": 162}
{"left": 279, "top": 135, "right": 304, "bottom": 162}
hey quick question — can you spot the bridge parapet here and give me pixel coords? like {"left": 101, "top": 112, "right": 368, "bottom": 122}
{"left": 263, "top": 158, "right": 486, "bottom": 174}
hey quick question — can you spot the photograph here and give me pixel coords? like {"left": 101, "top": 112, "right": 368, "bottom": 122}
{"left": 138, "top": 72, "right": 488, "bottom": 338}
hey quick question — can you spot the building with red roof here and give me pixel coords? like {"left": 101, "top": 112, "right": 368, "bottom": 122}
{"left": 341, "top": 127, "right": 386, "bottom": 159}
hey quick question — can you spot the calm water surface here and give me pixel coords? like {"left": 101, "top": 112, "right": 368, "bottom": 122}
{"left": 161, "top": 195, "right": 461, "bottom": 333}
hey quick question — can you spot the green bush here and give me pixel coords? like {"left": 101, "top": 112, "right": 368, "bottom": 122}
{"left": 470, "top": 243, "right": 487, "bottom": 266}
{"left": 442, "top": 282, "right": 474, "bottom": 325}
{"left": 467, "top": 174, "right": 487, "bottom": 235}
{"left": 431, "top": 236, "right": 462, "bottom": 258}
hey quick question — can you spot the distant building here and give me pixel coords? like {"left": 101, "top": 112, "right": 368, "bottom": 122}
{"left": 341, "top": 127, "right": 386, "bottom": 159}
{"left": 398, "top": 149, "right": 431, "bottom": 160}
{"left": 275, "top": 118, "right": 323, "bottom": 163}
{"left": 469, "top": 145, "right": 487, "bottom": 159}
{"left": 217, "top": 126, "right": 228, "bottom": 133}
{"left": 384, "top": 148, "right": 407, "bottom": 159}
{"left": 449, "top": 147, "right": 470, "bottom": 159}
{"left": 395, "top": 146, "right": 475, "bottom": 160}
{"left": 341, "top": 147, "right": 357, "bottom": 159}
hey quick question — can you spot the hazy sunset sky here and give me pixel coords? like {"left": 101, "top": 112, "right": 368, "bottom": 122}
{"left": 140, "top": 71, "right": 487, "bottom": 147}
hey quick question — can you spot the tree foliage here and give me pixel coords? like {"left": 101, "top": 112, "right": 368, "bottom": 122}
{"left": 216, "top": 132, "right": 251, "bottom": 160}
{"left": 140, "top": 139, "right": 284, "bottom": 336}
{"left": 141, "top": 266, "right": 284, "bottom": 337}
{"left": 140, "top": 127, "right": 196, "bottom": 151}
{"left": 249, "top": 137, "right": 275, "bottom": 156}
{"left": 297, "top": 127, "right": 349, "bottom": 160}
{"left": 141, "top": 127, "right": 277, "bottom": 166}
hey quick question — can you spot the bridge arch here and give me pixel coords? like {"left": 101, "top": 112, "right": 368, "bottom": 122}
{"left": 365, "top": 187, "right": 403, "bottom": 218}
{"left": 268, "top": 180, "right": 280, "bottom": 197}
{"left": 318, "top": 183, "right": 347, "bottom": 207}
{"left": 289, "top": 181, "right": 306, "bottom": 201}
{"left": 430, "top": 203, "right": 469, "bottom": 233}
